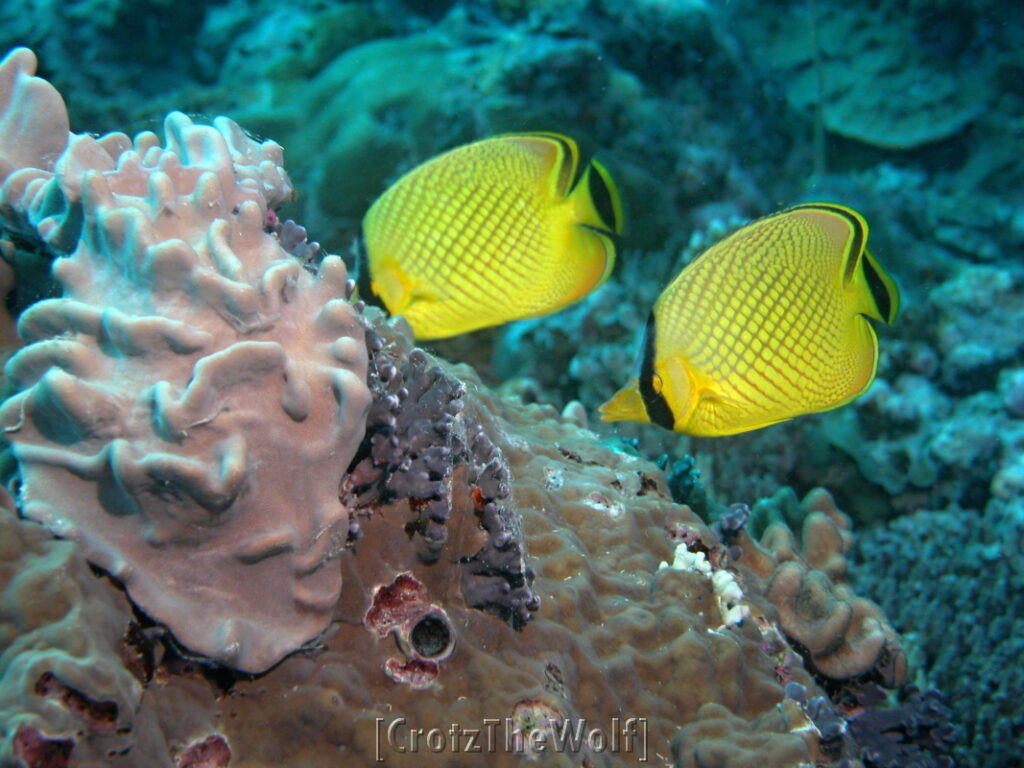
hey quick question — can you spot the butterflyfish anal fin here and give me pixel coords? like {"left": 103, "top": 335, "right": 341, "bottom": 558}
{"left": 841, "top": 316, "right": 881, "bottom": 404}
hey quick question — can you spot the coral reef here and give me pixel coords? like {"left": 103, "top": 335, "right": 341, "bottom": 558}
{"left": 3, "top": 319, "right": 918, "bottom": 766}
{"left": 729, "top": 0, "right": 998, "bottom": 149}
{"left": 344, "top": 323, "right": 539, "bottom": 626}
{"left": 0, "top": 488, "right": 142, "bottom": 766}
{"left": 0, "top": 48, "right": 371, "bottom": 674}
{"left": 727, "top": 487, "right": 907, "bottom": 687}
{"left": 0, "top": 53, "right": 928, "bottom": 766}
{"left": 1, "top": 0, "right": 1020, "bottom": 757}
{"left": 852, "top": 499, "right": 1024, "bottom": 768}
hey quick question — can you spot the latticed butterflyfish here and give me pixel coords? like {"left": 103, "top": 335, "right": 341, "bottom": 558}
{"left": 600, "top": 203, "right": 900, "bottom": 437}
{"left": 362, "top": 132, "right": 622, "bottom": 339}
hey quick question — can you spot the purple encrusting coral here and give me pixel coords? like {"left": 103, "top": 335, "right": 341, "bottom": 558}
{"left": 343, "top": 334, "right": 465, "bottom": 555}
{"left": 797, "top": 683, "right": 956, "bottom": 768}
{"left": 343, "top": 315, "right": 539, "bottom": 627}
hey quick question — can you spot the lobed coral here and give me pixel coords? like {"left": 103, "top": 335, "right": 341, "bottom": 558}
{"left": 0, "top": 488, "right": 143, "bottom": 767}
{"left": 727, "top": 487, "right": 907, "bottom": 687}
{"left": 0, "top": 48, "right": 371, "bottom": 674}
{"left": 0, "top": 315, "right": 923, "bottom": 766}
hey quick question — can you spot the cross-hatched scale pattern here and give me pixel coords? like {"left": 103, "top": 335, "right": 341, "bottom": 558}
{"left": 366, "top": 139, "right": 602, "bottom": 337}
{"left": 657, "top": 215, "right": 875, "bottom": 433}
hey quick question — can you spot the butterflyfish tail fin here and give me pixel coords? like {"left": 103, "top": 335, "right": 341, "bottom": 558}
{"left": 599, "top": 380, "right": 650, "bottom": 424}
{"left": 576, "top": 158, "right": 623, "bottom": 236}
{"left": 860, "top": 248, "right": 900, "bottom": 324}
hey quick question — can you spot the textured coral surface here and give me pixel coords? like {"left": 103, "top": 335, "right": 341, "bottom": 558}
{"left": 2, "top": 316, "right": 921, "bottom": 765}
{"left": 0, "top": 48, "right": 371, "bottom": 674}
{"left": 70, "top": 350, "right": 832, "bottom": 768}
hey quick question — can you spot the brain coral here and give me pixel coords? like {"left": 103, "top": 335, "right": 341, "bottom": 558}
{"left": 0, "top": 48, "right": 371, "bottom": 674}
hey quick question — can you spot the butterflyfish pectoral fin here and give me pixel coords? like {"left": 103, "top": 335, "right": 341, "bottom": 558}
{"left": 599, "top": 380, "right": 650, "bottom": 424}
{"left": 689, "top": 388, "right": 791, "bottom": 436}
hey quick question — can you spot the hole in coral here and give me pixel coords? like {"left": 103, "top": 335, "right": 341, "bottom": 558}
{"left": 410, "top": 613, "right": 452, "bottom": 659}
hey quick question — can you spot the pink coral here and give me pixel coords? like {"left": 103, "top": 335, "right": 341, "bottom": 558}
{"left": 0, "top": 48, "right": 370, "bottom": 673}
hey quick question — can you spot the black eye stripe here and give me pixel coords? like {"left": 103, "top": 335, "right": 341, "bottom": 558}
{"left": 638, "top": 312, "right": 675, "bottom": 430}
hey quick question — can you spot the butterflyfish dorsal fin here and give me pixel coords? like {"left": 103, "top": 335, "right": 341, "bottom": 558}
{"left": 788, "top": 202, "right": 868, "bottom": 287}
{"left": 500, "top": 132, "right": 580, "bottom": 198}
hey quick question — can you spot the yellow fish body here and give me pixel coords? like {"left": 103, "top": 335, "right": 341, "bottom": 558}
{"left": 600, "top": 203, "right": 900, "bottom": 437}
{"left": 362, "top": 133, "right": 622, "bottom": 339}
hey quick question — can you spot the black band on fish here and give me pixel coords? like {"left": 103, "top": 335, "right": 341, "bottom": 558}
{"left": 544, "top": 132, "right": 580, "bottom": 195}
{"left": 638, "top": 312, "right": 676, "bottom": 430}
{"left": 862, "top": 250, "right": 895, "bottom": 323}
{"left": 588, "top": 162, "right": 619, "bottom": 233}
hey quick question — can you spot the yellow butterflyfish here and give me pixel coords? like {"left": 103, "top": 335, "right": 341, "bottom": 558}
{"left": 600, "top": 203, "right": 900, "bottom": 437}
{"left": 361, "top": 132, "right": 622, "bottom": 339}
